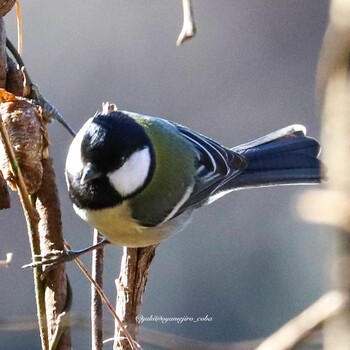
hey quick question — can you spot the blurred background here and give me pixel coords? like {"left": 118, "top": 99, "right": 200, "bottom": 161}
{"left": 0, "top": 1, "right": 330, "bottom": 349}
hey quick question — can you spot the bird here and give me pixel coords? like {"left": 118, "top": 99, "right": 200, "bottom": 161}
{"left": 65, "top": 106, "right": 323, "bottom": 249}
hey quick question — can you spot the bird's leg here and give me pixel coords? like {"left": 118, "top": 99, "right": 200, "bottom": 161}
{"left": 22, "top": 238, "right": 111, "bottom": 272}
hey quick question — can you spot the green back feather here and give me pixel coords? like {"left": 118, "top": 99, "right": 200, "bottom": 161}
{"left": 128, "top": 113, "right": 197, "bottom": 226}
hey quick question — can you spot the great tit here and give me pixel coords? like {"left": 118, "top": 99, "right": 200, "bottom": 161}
{"left": 65, "top": 109, "right": 322, "bottom": 248}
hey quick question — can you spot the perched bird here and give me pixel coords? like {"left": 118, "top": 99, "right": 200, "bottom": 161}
{"left": 65, "top": 108, "right": 322, "bottom": 248}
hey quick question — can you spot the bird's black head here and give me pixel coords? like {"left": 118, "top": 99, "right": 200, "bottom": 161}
{"left": 66, "top": 111, "right": 155, "bottom": 210}
{"left": 81, "top": 111, "right": 151, "bottom": 173}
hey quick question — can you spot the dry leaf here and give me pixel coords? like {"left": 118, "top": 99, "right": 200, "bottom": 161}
{"left": 0, "top": 89, "right": 44, "bottom": 194}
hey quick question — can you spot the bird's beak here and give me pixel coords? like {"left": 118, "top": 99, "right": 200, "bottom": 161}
{"left": 80, "top": 163, "right": 102, "bottom": 185}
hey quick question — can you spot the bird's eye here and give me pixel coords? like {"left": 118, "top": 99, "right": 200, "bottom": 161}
{"left": 120, "top": 156, "right": 126, "bottom": 167}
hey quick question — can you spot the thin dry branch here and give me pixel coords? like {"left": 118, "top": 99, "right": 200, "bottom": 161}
{"left": 138, "top": 327, "right": 262, "bottom": 350}
{"left": 0, "top": 314, "right": 325, "bottom": 350}
{"left": 0, "top": 0, "right": 16, "bottom": 17}
{"left": 298, "top": 189, "right": 350, "bottom": 231}
{"left": 308, "top": 0, "right": 350, "bottom": 349}
{"left": 0, "top": 102, "right": 71, "bottom": 348}
{"left": 176, "top": 0, "right": 196, "bottom": 46}
{"left": 6, "top": 55, "right": 24, "bottom": 96}
{"left": 256, "top": 290, "right": 348, "bottom": 350}
{"left": 0, "top": 251, "right": 12, "bottom": 267}
{"left": 316, "top": 0, "right": 350, "bottom": 349}
{"left": 0, "top": 109, "right": 49, "bottom": 350}
{"left": 35, "top": 156, "right": 71, "bottom": 349}
{"left": 0, "top": 18, "right": 6, "bottom": 88}
{"left": 63, "top": 242, "right": 137, "bottom": 350}
{"left": 0, "top": 31, "right": 71, "bottom": 348}
{"left": 114, "top": 246, "right": 157, "bottom": 350}
{"left": 15, "top": 1, "right": 23, "bottom": 55}
{"left": 91, "top": 230, "right": 104, "bottom": 350}
{"left": 0, "top": 173, "right": 10, "bottom": 209}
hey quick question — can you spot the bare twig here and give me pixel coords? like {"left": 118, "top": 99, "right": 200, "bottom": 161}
{"left": 0, "top": 173, "right": 10, "bottom": 209}
{"left": 0, "top": 314, "right": 326, "bottom": 350}
{"left": 1, "top": 32, "right": 71, "bottom": 348}
{"left": 0, "top": 113, "right": 49, "bottom": 350}
{"left": 15, "top": 1, "right": 23, "bottom": 55}
{"left": 6, "top": 55, "right": 24, "bottom": 96}
{"left": 0, "top": 0, "right": 16, "bottom": 17}
{"left": 6, "top": 38, "right": 25, "bottom": 72}
{"left": 138, "top": 327, "right": 262, "bottom": 350}
{"left": 297, "top": 0, "right": 350, "bottom": 349}
{"left": 0, "top": 18, "right": 6, "bottom": 89}
{"left": 36, "top": 156, "right": 71, "bottom": 349}
{"left": 313, "top": 0, "right": 350, "bottom": 349}
{"left": 176, "top": 0, "right": 196, "bottom": 46}
{"left": 63, "top": 242, "right": 138, "bottom": 350}
{"left": 114, "top": 246, "right": 157, "bottom": 350}
{"left": 298, "top": 189, "right": 350, "bottom": 231}
{"left": 91, "top": 230, "right": 104, "bottom": 350}
{"left": 5, "top": 38, "right": 76, "bottom": 137}
{"left": 256, "top": 290, "right": 348, "bottom": 350}
{"left": 0, "top": 252, "right": 12, "bottom": 267}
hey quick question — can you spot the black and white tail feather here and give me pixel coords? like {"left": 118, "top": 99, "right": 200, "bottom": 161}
{"left": 171, "top": 123, "right": 322, "bottom": 219}
{"left": 229, "top": 124, "right": 321, "bottom": 189}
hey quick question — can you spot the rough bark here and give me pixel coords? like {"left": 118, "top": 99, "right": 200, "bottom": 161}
{"left": 114, "top": 245, "right": 157, "bottom": 350}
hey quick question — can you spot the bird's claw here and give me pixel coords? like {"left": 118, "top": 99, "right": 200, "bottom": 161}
{"left": 22, "top": 249, "right": 78, "bottom": 270}
{"left": 22, "top": 239, "right": 110, "bottom": 279}
{"left": 30, "top": 249, "right": 66, "bottom": 260}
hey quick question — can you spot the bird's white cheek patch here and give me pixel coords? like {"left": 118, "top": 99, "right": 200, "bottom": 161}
{"left": 107, "top": 147, "right": 151, "bottom": 197}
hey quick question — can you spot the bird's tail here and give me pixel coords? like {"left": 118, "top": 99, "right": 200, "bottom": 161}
{"left": 227, "top": 125, "right": 323, "bottom": 190}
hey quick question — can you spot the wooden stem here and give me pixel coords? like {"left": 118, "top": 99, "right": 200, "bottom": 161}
{"left": 91, "top": 230, "right": 104, "bottom": 350}
{"left": 114, "top": 245, "right": 157, "bottom": 350}
{"left": 35, "top": 157, "right": 71, "bottom": 349}
{"left": 176, "top": 0, "right": 196, "bottom": 46}
{"left": 316, "top": 0, "right": 350, "bottom": 348}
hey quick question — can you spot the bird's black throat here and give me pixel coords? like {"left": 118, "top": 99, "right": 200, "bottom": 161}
{"left": 68, "top": 174, "right": 123, "bottom": 210}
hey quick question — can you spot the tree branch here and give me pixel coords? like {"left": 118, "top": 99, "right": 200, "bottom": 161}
{"left": 256, "top": 290, "right": 348, "bottom": 350}
{"left": 0, "top": 251, "right": 12, "bottom": 267}
{"left": 91, "top": 230, "right": 104, "bottom": 350}
{"left": 0, "top": 17, "right": 6, "bottom": 88}
{"left": 176, "top": 0, "right": 196, "bottom": 46}
{"left": 0, "top": 29, "right": 71, "bottom": 348}
{"left": 63, "top": 241, "right": 136, "bottom": 350}
{"left": 114, "top": 245, "right": 157, "bottom": 350}
{"left": 0, "top": 0, "right": 16, "bottom": 17}
{"left": 35, "top": 156, "right": 71, "bottom": 349}
{"left": 302, "top": 0, "right": 350, "bottom": 348}
{"left": 0, "top": 114, "right": 49, "bottom": 350}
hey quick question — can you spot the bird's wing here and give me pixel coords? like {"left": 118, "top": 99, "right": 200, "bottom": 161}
{"left": 164, "top": 123, "right": 248, "bottom": 220}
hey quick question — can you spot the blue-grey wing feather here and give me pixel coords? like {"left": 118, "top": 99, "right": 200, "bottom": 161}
{"left": 169, "top": 122, "right": 247, "bottom": 216}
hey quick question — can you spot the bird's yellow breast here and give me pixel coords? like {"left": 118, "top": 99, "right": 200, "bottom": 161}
{"left": 73, "top": 201, "right": 181, "bottom": 247}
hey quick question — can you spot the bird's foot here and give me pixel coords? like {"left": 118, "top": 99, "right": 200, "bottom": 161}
{"left": 22, "top": 238, "right": 111, "bottom": 276}
{"left": 22, "top": 249, "right": 81, "bottom": 278}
